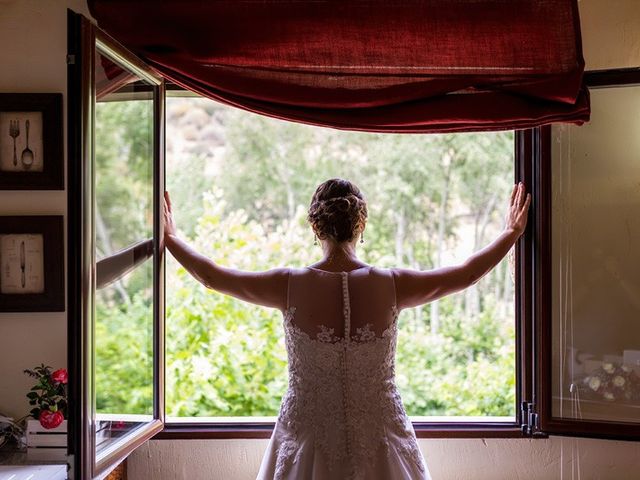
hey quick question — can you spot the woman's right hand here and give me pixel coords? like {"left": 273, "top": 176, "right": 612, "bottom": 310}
{"left": 163, "top": 191, "right": 177, "bottom": 240}
{"left": 505, "top": 182, "right": 531, "bottom": 236}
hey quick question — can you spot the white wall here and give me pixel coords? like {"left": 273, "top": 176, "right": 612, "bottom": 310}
{"left": 580, "top": 0, "right": 640, "bottom": 70}
{"left": 0, "top": 0, "right": 92, "bottom": 420}
{"left": 128, "top": 436, "right": 640, "bottom": 480}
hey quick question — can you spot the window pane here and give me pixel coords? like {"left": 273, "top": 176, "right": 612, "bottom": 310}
{"left": 165, "top": 96, "right": 515, "bottom": 420}
{"left": 551, "top": 85, "right": 640, "bottom": 423}
{"left": 93, "top": 51, "right": 155, "bottom": 451}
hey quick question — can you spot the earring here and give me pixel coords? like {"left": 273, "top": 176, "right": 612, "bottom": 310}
{"left": 314, "top": 235, "right": 318, "bottom": 246}
{"left": 360, "top": 232, "right": 364, "bottom": 244}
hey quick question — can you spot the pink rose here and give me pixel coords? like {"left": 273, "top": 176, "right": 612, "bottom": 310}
{"left": 39, "top": 409, "right": 64, "bottom": 429}
{"left": 52, "top": 368, "right": 68, "bottom": 384}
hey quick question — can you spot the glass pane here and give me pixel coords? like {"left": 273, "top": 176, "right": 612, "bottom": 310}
{"left": 551, "top": 84, "right": 640, "bottom": 423}
{"left": 93, "top": 49, "right": 155, "bottom": 454}
{"left": 164, "top": 96, "right": 515, "bottom": 423}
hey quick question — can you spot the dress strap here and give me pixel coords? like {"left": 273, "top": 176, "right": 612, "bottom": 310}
{"left": 390, "top": 268, "right": 398, "bottom": 311}
{"left": 341, "top": 272, "right": 351, "bottom": 341}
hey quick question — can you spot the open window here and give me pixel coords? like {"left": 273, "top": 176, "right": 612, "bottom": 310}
{"left": 534, "top": 69, "right": 640, "bottom": 441}
{"left": 160, "top": 93, "right": 521, "bottom": 437}
{"left": 67, "top": 11, "right": 165, "bottom": 478}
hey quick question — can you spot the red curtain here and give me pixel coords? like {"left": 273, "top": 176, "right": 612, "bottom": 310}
{"left": 88, "top": 0, "right": 589, "bottom": 133}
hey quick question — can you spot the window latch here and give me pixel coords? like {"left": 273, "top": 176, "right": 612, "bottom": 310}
{"left": 521, "top": 401, "right": 539, "bottom": 436}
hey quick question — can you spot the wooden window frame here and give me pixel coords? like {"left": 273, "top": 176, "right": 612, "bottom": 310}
{"left": 67, "top": 11, "right": 166, "bottom": 478}
{"left": 155, "top": 116, "right": 540, "bottom": 440}
{"left": 535, "top": 68, "right": 640, "bottom": 442}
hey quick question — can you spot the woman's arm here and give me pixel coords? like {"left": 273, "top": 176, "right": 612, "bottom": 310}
{"left": 163, "top": 192, "right": 288, "bottom": 310}
{"left": 96, "top": 238, "right": 153, "bottom": 289}
{"left": 393, "top": 182, "right": 531, "bottom": 309}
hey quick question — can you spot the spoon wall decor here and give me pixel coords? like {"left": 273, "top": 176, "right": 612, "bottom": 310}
{"left": 21, "top": 119, "right": 34, "bottom": 170}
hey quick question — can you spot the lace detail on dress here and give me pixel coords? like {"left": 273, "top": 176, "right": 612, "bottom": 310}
{"left": 276, "top": 305, "right": 425, "bottom": 479}
{"left": 316, "top": 325, "right": 340, "bottom": 343}
{"left": 353, "top": 324, "right": 376, "bottom": 343}
{"left": 274, "top": 437, "right": 300, "bottom": 480}
{"left": 291, "top": 321, "right": 396, "bottom": 344}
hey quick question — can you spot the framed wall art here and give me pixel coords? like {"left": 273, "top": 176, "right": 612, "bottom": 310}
{"left": 0, "top": 216, "right": 64, "bottom": 312}
{"left": 0, "top": 93, "right": 63, "bottom": 190}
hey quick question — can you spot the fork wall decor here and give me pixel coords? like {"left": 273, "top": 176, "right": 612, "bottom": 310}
{"left": 0, "top": 94, "right": 63, "bottom": 190}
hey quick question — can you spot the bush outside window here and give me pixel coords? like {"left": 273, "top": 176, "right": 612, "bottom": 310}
{"left": 95, "top": 96, "right": 516, "bottom": 422}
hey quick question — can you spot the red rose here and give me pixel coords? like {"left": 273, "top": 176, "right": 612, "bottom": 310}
{"left": 52, "top": 368, "right": 68, "bottom": 384}
{"left": 39, "top": 409, "right": 64, "bottom": 429}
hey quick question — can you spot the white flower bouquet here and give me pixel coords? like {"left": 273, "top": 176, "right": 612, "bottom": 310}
{"left": 579, "top": 362, "right": 640, "bottom": 403}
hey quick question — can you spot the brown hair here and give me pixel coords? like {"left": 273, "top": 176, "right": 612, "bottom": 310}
{"left": 307, "top": 178, "right": 368, "bottom": 243}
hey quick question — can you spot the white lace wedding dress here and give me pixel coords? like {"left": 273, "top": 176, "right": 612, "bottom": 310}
{"left": 257, "top": 266, "right": 431, "bottom": 480}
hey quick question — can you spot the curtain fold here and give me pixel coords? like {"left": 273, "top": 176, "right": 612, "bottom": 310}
{"left": 88, "top": 0, "right": 589, "bottom": 133}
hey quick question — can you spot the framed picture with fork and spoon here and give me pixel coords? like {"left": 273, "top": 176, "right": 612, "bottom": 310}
{"left": 0, "top": 93, "right": 63, "bottom": 190}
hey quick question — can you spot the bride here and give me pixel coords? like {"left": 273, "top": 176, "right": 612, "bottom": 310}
{"left": 163, "top": 178, "right": 531, "bottom": 480}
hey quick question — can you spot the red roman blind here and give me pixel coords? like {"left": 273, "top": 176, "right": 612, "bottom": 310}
{"left": 88, "top": 0, "right": 589, "bottom": 133}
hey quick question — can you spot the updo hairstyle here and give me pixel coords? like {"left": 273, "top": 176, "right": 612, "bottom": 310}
{"left": 307, "top": 178, "right": 368, "bottom": 243}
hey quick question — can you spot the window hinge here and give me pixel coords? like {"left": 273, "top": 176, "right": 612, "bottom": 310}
{"left": 66, "top": 453, "right": 75, "bottom": 480}
{"left": 520, "top": 401, "right": 539, "bottom": 436}
{"left": 67, "top": 54, "right": 76, "bottom": 65}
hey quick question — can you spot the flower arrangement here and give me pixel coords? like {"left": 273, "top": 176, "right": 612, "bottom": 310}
{"left": 23, "top": 364, "right": 68, "bottom": 429}
{"left": 580, "top": 362, "right": 640, "bottom": 403}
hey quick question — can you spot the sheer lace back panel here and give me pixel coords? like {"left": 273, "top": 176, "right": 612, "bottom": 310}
{"left": 286, "top": 266, "right": 397, "bottom": 342}
{"left": 272, "top": 266, "right": 425, "bottom": 479}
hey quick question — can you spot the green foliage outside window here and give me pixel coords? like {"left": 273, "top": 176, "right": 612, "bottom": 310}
{"left": 95, "top": 97, "right": 516, "bottom": 419}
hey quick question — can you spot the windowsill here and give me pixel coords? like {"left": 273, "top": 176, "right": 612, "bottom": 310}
{"left": 155, "top": 416, "right": 543, "bottom": 440}
{"left": 165, "top": 415, "right": 515, "bottom": 423}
